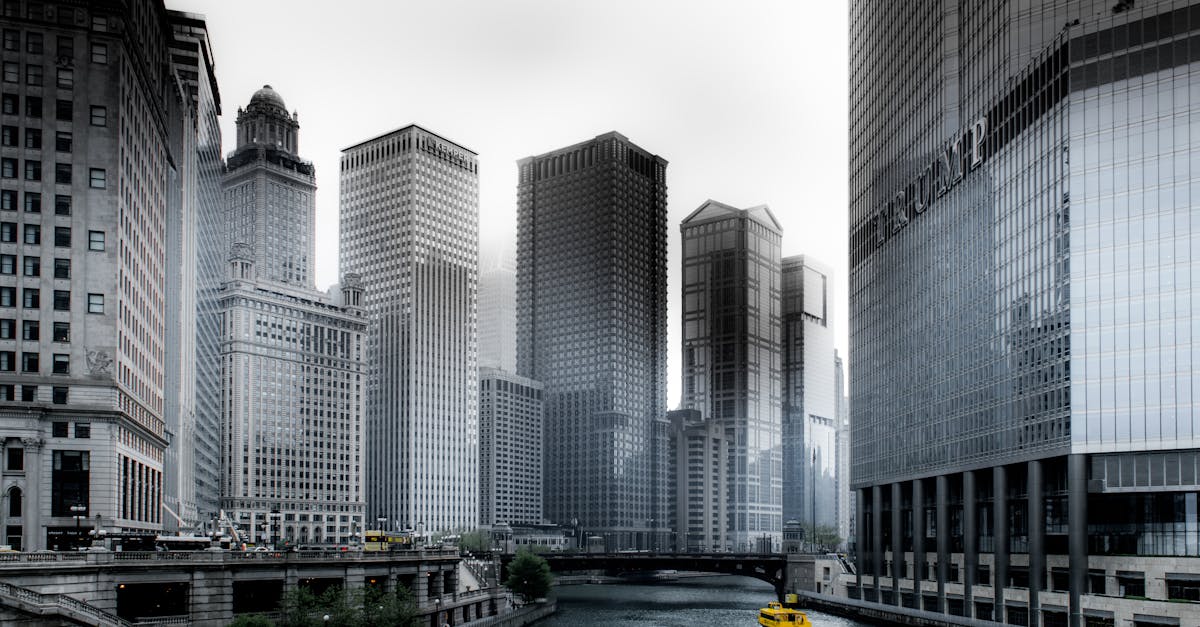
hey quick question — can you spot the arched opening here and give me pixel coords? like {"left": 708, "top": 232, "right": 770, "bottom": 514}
{"left": 7, "top": 486, "right": 20, "bottom": 517}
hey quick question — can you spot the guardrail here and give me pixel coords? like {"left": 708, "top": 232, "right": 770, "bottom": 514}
{"left": 0, "top": 547, "right": 462, "bottom": 566}
{"left": 0, "top": 579, "right": 133, "bottom": 626}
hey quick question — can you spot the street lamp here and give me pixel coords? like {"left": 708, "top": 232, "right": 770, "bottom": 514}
{"left": 70, "top": 504, "right": 87, "bottom": 549}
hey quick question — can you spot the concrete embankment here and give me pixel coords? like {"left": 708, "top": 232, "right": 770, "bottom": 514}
{"left": 797, "top": 591, "right": 997, "bottom": 627}
{"left": 462, "top": 600, "right": 556, "bottom": 626}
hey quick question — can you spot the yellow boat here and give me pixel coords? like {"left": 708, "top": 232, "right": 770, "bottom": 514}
{"left": 758, "top": 601, "right": 811, "bottom": 626}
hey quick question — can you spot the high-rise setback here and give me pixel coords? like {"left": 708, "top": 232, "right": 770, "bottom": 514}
{"left": 340, "top": 125, "right": 479, "bottom": 534}
{"left": 517, "top": 132, "right": 668, "bottom": 550}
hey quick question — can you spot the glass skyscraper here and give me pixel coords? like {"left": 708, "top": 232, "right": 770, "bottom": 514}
{"left": 851, "top": 2, "right": 1200, "bottom": 625}
{"left": 516, "top": 132, "right": 668, "bottom": 550}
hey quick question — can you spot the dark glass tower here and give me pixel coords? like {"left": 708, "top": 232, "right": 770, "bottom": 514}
{"left": 516, "top": 132, "right": 668, "bottom": 550}
{"left": 851, "top": 2, "right": 1200, "bottom": 625}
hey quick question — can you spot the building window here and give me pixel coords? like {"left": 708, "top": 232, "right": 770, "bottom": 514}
{"left": 52, "top": 353, "right": 67, "bottom": 374}
{"left": 86, "top": 293, "right": 102, "bottom": 314}
{"left": 0, "top": 190, "right": 11, "bottom": 210}
{"left": 54, "top": 99, "right": 71, "bottom": 121}
{"left": 0, "top": 94, "right": 13, "bottom": 115}
{"left": 0, "top": 222, "right": 14, "bottom": 242}
{"left": 54, "top": 68, "right": 71, "bottom": 89}
{"left": 1, "top": 158, "right": 14, "bottom": 178}
{"left": 23, "top": 191, "right": 39, "bottom": 212}
{"left": 50, "top": 449, "right": 88, "bottom": 517}
{"left": 87, "top": 230, "right": 103, "bottom": 250}
{"left": 7, "top": 487, "right": 19, "bottom": 517}
{"left": 20, "top": 352, "right": 37, "bottom": 373}
{"left": 91, "top": 15, "right": 106, "bottom": 31}
{"left": 1, "top": 30, "right": 14, "bottom": 51}
{"left": 0, "top": 287, "right": 12, "bottom": 307}
{"left": 23, "top": 160, "right": 40, "bottom": 181}
{"left": 0, "top": 384, "right": 9, "bottom": 401}
{"left": 19, "top": 385, "right": 32, "bottom": 402}
{"left": 0, "top": 351, "right": 11, "bottom": 371}
{"left": 21, "top": 288, "right": 37, "bottom": 309}
{"left": 0, "top": 254, "right": 14, "bottom": 274}
{"left": 24, "top": 64, "right": 41, "bottom": 87}
{"left": 21, "top": 255, "right": 37, "bottom": 276}
{"left": 52, "top": 226, "right": 69, "bottom": 247}
{"left": 2, "top": 62, "right": 16, "bottom": 83}
{"left": 88, "top": 105, "right": 105, "bottom": 126}
{"left": 1118, "top": 572, "right": 1145, "bottom": 598}
{"left": 51, "top": 386, "right": 66, "bottom": 404}
{"left": 5, "top": 447, "right": 21, "bottom": 471}
{"left": 24, "top": 96, "right": 40, "bottom": 118}
{"left": 52, "top": 321, "right": 67, "bottom": 342}
{"left": 25, "top": 32, "right": 41, "bottom": 54}
{"left": 0, "top": 319, "right": 13, "bottom": 338}
{"left": 89, "top": 43, "right": 106, "bottom": 64}
{"left": 22, "top": 128, "right": 39, "bottom": 150}
{"left": 54, "top": 163, "right": 70, "bottom": 184}
{"left": 52, "top": 289, "right": 68, "bottom": 311}
{"left": 22, "top": 224, "right": 38, "bottom": 245}
{"left": 0, "top": 125, "right": 14, "bottom": 146}
{"left": 21, "top": 320, "right": 36, "bottom": 341}
{"left": 54, "top": 131, "right": 70, "bottom": 152}
{"left": 87, "top": 168, "right": 104, "bottom": 188}
{"left": 53, "top": 258, "right": 68, "bottom": 279}
{"left": 53, "top": 194, "right": 69, "bottom": 215}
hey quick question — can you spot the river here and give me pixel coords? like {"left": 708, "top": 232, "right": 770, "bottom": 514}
{"left": 533, "top": 575, "right": 869, "bottom": 626}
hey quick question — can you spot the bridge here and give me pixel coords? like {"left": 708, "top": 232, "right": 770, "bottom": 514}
{"left": 500, "top": 551, "right": 833, "bottom": 600}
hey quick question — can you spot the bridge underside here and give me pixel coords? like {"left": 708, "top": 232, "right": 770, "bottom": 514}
{"left": 506, "top": 553, "right": 789, "bottom": 599}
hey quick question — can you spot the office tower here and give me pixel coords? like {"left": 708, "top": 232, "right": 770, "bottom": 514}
{"left": 781, "top": 255, "right": 837, "bottom": 536}
{"left": 219, "top": 87, "right": 367, "bottom": 546}
{"left": 478, "top": 249, "right": 516, "bottom": 372}
{"left": 478, "top": 367, "right": 543, "bottom": 526}
{"left": 222, "top": 85, "right": 314, "bottom": 288}
{"left": 834, "top": 351, "right": 850, "bottom": 549}
{"left": 851, "top": 2, "right": 1200, "bottom": 625}
{"left": 677, "top": 200, "right": 783, "bottom": 552}
{"left": 0, "top": 0, "right": 187, "bottom": 550}
{"left": 516, "top": 132, "right": 668, "bottom": 550}
{"left": 162, "top": 10, "right": 223, "bottom": 531}
{"left": 341, "top": 125, "right": 479, "bottom": 533}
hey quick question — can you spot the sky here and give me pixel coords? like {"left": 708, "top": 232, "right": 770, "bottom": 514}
{"left": 169, "top": 0, "right": 850, "bottom": 406}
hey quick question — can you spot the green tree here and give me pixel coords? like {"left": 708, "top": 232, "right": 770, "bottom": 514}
{"left": 505, "top": 549, "right": 552, "bottom": 602}
{"left": 275, "top": 585, "right": 419, "bottom": 627}
{"left": 800, "top": 523, "right": 843, "bottom": 551}
{"left": 459, "top": 528, "right": 491, "bottom": 553}
{"left": 228, "top": 615, "right": 274, "bottom": 627}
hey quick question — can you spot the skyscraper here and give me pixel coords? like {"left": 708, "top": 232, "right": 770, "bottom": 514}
{"left": 781, "top": 255, "right": 837, "bottom": 534}
{"left": 516, "top": 132, "right": 668, "bottom": 550}
{"left": 162, "top": 9, "right": 224, "bottom": 530}
{"left": 677, "top": 200, "right": 783, "bottom": 552}
{"left": 851, "top": 2, "right": 1200, "bottom": 625}
{"left": 478, "top": 249, "right": 516, "bottom": 372}
{"left": 222, "top": 85, "right": 314, "bottom": 288}
{"left": 834, "top": 350, "right": 850, "bottom": 549}
{"left": 341, "top": 125, "right": 479, "bottom": 534}
{"left": 0, "top": 0, "right": 188, "bottom": 550}
{"left": 478, "top": 367, "right": 543, "bottom": 526}
{"left": 219, "top": 87, "right": 366, "bottom": 546}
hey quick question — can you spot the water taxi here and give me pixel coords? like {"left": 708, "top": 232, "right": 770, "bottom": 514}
{"left": 757, "top": 601, "right": 811, "bottom": 626}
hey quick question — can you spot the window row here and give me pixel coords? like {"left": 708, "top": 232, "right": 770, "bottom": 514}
{"left": 0, "top": 189, "right": 71, "bottom": 213}
{"left": 0, "top": 223, "right": 104, "bottom": 249}
{"left": 0, "top": 255, "right": 70, "bottom": 277}
{"left": 0, "top": 350, "right": 69, "bottom": 373}
{"left": 0, "top": 318, "right": 69, "bottom": 341}
{"left": 0, "top": 159, "right": 104, "bottom": 187}
{"left": 0, "top": 383, "right": 67, "bottom": 403}
{"left": 1, "top": 94, "right": 106, "bottom": 126}
{"left": 1, "top": 30, "right": 107, "bottom": 64}
{"left": 0, "top": 287, "right": 101, "bottom": 312}
{"left": 1, "top": 126, "right": 71, "bottom": 151}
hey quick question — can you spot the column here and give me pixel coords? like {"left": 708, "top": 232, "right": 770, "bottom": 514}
{"left": 1067, "top": 454, "right": 1087, "bottom": 627}
{"left": 994, "top": 465, "right": 1008, "bottom": 623}
{"left": 872, "top": 485, "right": 883, "bottom": 602}
{"left": 855, "top": 489, "right": 865, "bottom": 598}
{"left": 1028, "top": 460, "right": 1044, "bottom": 627}
{"left": 912, "top": 478, "right": 925, "bottom": 606}
{"left": 963, "top": 470, "right": 977, "bottom": 618}
{"left": 935, "top": 474, "right": 949, "bottom": 613}
{"left": 891, "top": 482, "right": 902, "bottom": 605}
{"left": 22, "top": 438, "right": 42, "bottom": 551}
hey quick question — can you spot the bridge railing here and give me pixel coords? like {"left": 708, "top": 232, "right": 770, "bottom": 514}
{"left": 0, "top": 547, "right": 462, "bottom": 567}
{"left": 0, "top": 579, "right": 133, "bottom": 627}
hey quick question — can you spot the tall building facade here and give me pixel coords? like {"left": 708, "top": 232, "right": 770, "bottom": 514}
{"left": 781, "top": 255, "right": 837, "bottom": 533}
{"left": 834, "top": 351, "right": 850, "bottom": 549}
{"left": 677, "top": 200, "right": 783, "bottom": 552}
{"left": 478, "top": 367, "right": 543, "bottom": 526}
{"left": 341, "top": 125, "right": 479, "bottom": 534}
{"left": 162, "top": 10, "right": 223, "bottom": 530}
{"left": 222, "top": 85, "right": 314, "bottom": 288}
{"left": 851, "top": 2, "right": 1200, "bottom": 625}
{"left": 516, "top": 132, "right": 668, "bottom": 550}
{"left": 0, "top": 0, "right": 189, "bottom": 550}
{"left": 478, "top": 249, "right": 516, "bottom": 372}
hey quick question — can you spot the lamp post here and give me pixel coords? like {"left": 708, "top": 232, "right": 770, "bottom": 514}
{"left": 811, "top": 449, "right": 817, "bottom": 553}
{"left": 69, "top": 504, "right": 87, "bottom": 550}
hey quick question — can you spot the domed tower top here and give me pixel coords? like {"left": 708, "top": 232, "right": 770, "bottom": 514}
{"left": 235, "top": 84, "right": 300, "bottom": 154}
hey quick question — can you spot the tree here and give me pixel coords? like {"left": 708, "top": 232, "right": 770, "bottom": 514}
{"left": 505, "top": 549, "right": 552, "bottom": 602}
{"left": 276, "top": 585, "right": 419, "bottom": 627}
{"left": 229, "top": 615, "right": 273, "bottom": 627}
{"left": 459, "top": 528, "right": 491, "bottom": 553}
{"left": 799, "top": 523, "right": 843, "bottom": 551}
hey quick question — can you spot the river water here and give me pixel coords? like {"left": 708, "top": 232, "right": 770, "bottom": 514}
{"left": 533, "top": 575, "right": 869, "bottom": 626}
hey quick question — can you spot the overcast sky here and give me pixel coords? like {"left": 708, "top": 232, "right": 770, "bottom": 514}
{"left": 169, "top": 0, "right": 850, "bottom": 406}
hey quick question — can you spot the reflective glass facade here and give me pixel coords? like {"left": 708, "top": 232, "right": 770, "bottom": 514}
{"left": 516, "top": 132, "right": 668, "bottom": 550}
{"left": 851, "top": 1, "right": 1200, "bottom": 624}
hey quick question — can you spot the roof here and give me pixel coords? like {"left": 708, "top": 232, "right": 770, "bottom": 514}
{"left": 341, "top": 124, "right": 477, "bottom": 155}
{"left": 681, "top": 199, "right": 782, "bottom": 233}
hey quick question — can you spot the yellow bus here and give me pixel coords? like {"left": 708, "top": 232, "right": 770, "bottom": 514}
{"left": 363, "top": 530, "right": 386, "bottom": 552}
